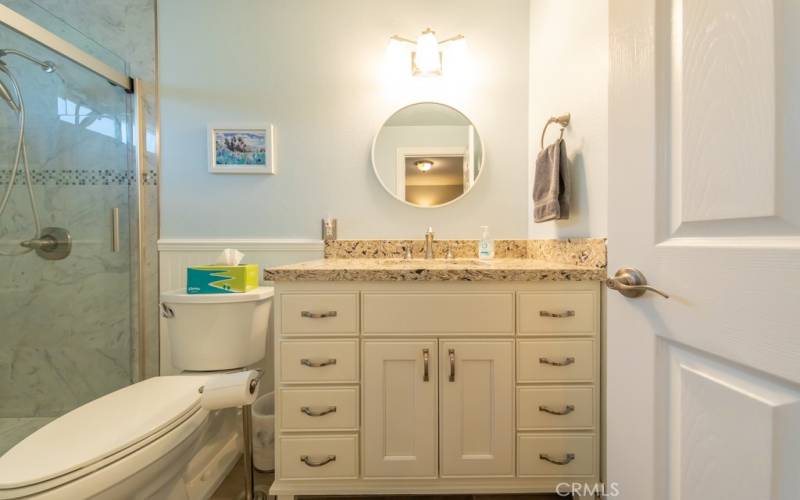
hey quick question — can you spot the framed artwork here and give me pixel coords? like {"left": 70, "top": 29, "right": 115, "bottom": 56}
{"left": 208, "top": 124, "right": 274, "bottom": 174}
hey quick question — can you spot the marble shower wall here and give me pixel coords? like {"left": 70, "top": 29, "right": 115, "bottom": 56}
{"left": 0, "top": 0, "right": 158, "bottom": 419}
{"left": 10, "top": 0, "right": 161, "bottom": 379}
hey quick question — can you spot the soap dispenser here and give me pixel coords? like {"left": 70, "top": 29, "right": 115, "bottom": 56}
{"left": 479, "top": 226, "right": 493, "bottom": 260}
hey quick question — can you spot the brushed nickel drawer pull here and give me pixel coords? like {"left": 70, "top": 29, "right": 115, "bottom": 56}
{"left": 539, "top": 356, "right": 575, "bottom": 367}
{"left": 301, "top": 310, "right": 338, "bottom": 319}
{"left": 538, "top": 404, "right": 575, "bottom": 415}
{"left": 539, "top": 453, "right": 575, "bottom": 465}
{"left": 539, "top": 310, "right": 575, "bottom": 318}
{"left": 300, "top": 455, "right": 336, "bottom": 467}
{"left": 422, "top": 348, "right": 430, "bottom": 382}
{"left": 448, "top": 348, "right": 455, "bottom": 382}
{"left": 301, "top": 406, "right": 337, "bottom": 417}
{"left": 300, "top": 358, "right": 337, "bottom": 368}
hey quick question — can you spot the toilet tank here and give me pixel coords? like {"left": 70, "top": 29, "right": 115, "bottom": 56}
{"left": 160, "top": 287, "right": 273, "bottom": 371}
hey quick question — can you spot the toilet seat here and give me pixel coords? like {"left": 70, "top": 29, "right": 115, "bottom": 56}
{"left": 0, "top": 375, "right": 211, "bottom": 497}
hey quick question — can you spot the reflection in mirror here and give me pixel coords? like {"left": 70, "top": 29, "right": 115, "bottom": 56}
{"left": 371, "top": 102, "right": 484, "bottom": 207}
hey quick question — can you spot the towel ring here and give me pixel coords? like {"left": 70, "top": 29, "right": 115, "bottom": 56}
{"left": 540, "top": 113, "right": 571, "bottom": 150}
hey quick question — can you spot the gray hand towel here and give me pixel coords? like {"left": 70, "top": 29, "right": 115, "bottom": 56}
{"left": 533, "top": 138, "right": 570, "bottom": 222}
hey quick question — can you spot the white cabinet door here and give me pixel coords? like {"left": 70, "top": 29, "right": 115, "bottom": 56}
{"left": 362, "top": 340, "right": 437, "bottom": 478}
{"left": 439, "top": 340, "right": 514, "bottom": 477}
{"left": 608, "top": 1, "right": 800, "bottom": 499}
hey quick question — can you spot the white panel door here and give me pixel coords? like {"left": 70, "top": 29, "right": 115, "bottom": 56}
{"left": 439, "top": 340, "right": 514, "bottom": 477}
{"left": 608, "top": 1, "right": 800, "bottom": 500}
{"left": 362, "top": 340, "right": 437, "bottom": 478}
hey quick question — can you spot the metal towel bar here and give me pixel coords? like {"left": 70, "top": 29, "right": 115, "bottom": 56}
{"left": 539, "top": 113, "right": 571, "bottom": 150}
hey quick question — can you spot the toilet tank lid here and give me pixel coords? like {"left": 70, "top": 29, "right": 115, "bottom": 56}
{"left": 0, "top": 375, "right": 211, "bottom": 490}
{"left": 161, "top": 286, "right": 274, "bottom": 304}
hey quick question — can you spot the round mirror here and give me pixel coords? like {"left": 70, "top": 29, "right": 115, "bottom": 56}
{"left": 371, "top": 102, "right": 484, "bottom": 207}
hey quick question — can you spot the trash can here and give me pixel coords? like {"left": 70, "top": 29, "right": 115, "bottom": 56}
{"left": 251, "top": 392, "right": 275, "bottom": 472}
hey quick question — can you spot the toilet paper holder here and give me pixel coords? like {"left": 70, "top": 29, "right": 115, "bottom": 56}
{"left": 198, "top": 369, "right": 267, "bottom": 500}
{"left": 197, "top": 368, "right": 264, "bottom": 396}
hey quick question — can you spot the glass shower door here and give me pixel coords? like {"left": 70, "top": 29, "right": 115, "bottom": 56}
{"left": 0, "top": 19, "right": 134, "bottom": 454}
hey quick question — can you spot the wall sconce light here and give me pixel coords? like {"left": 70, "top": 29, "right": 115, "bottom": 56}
{"left": 415, "top": 160, "right": 434, "bottom": 172}
{"left": 389, "top": 28, "right": 465, "bottom": 77}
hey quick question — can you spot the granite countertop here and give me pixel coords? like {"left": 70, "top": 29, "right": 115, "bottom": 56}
{"left": 263, "top": 257, "right": 606, "bottom": 282}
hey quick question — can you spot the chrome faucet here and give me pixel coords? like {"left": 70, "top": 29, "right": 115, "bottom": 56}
{"left": 424, "top": 226, "right": 434, "bottom": 259}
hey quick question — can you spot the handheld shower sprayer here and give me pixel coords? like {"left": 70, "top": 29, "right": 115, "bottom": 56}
{"left": 0, "top": 77, "right": 19, "bottom": 112}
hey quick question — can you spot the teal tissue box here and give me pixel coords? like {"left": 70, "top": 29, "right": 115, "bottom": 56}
{"left": 186, "top": 264, "right": 259, "bottom": 294}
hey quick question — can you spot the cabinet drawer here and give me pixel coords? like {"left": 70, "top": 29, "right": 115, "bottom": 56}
{"left": 518, "top": 292, "right": 596, "bottom": 335}
{"left": 517, "top": 386, "right": 594, "bottom": 430}
{"left": 281, "top": 293, "right": 359, "bottom": 335}
{"left": 280, "top": 340, "right": 358, "bottom": 383}
{"left": 279, "top": 435, "right": 358, "bottom": 479}
{"left": 517, "top": 434, "right": 595, "bottom": 477}
{"left": 517, "top": 340, "right": 594, "bottom": 383}
{"left": 280, "top": 387, "right": 358, "bottom": 431}
{"left": 362, "top": 292, "right": 514, "bottom": 334}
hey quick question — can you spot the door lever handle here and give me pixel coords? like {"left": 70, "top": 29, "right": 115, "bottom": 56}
{"left": 607, "top": 267, "right": 669, "bottom": 299}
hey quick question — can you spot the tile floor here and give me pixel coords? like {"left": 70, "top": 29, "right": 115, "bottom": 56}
{"left": 211, "top": 459, "right": 564, "bottom": 500}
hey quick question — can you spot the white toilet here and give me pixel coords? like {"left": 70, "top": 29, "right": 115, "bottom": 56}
{"left": 0, "top": 287, "right": 273, "bottom": 500}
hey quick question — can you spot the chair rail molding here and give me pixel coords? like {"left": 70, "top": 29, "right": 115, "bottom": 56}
{"left": 157, "top": 238, "right": 324, "bottom": 252}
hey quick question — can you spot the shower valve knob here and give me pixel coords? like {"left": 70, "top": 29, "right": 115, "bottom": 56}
{"left": 19, "top": 227, "right": 71, "bottom": 260}
{"left": 20, "top": 235, "right": 57, "bottom": 251}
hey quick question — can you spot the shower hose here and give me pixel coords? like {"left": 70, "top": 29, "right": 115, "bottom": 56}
{"left": 0, "top": 66, "right": 40, "bottom": 256}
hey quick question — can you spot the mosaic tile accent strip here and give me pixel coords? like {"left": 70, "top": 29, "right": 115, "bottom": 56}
{"left": 141, "top": 171, "right": 159, "bottom": 186}
{"left": 0, "top": 169, "right": 158, "bottom": 186}
{"left": 325, "top": 240, "right": 479, "bottom": 259}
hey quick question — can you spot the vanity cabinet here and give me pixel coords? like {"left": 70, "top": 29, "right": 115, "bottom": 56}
{"left": 270, "top": 281, "right": 601, "bottom": 499}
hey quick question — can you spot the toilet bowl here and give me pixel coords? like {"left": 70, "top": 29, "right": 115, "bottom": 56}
{"left": 0, "top": 287, "right": 273, "bottom": 499}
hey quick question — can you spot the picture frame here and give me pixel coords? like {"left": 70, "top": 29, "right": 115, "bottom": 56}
{"left": 208, "top": 123, "right": 275, "bottom": 174}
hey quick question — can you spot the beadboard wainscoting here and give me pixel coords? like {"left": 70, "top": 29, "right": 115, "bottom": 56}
{"left": 157, "top": 239, "right": 324, "bottom": 383}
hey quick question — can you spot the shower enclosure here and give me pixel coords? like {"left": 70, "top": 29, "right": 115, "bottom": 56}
{"left": 0, "top": 3, "right": 143, "bottom": 454}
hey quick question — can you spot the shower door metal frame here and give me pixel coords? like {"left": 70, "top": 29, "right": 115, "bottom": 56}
{"left": 0, "top": 4, "right": 133, "bottom": 92}
{"left": 132, "top": 77, "right": 148, "bottom": 381}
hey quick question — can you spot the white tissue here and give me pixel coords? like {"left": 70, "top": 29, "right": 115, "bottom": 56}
{"left": 215, "top": 248, "right": 244, "bottom": 266}
{"left": 199, "top": 370, "right": 260, "bottom": 410}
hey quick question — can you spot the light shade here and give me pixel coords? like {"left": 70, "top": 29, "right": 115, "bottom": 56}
{"left": 415, "top": 160, "right": 433, "bottom": 172}
{"left": 413, "top": 30, "right": 441, "bottom": 75}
